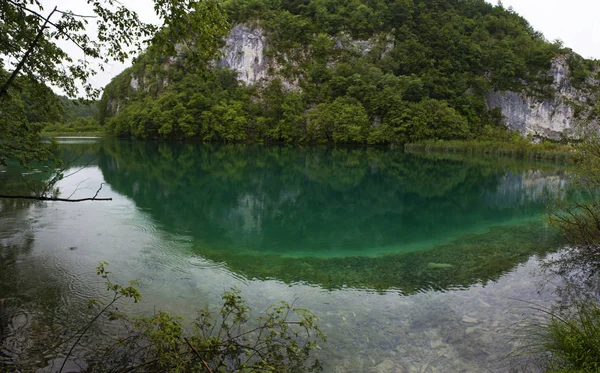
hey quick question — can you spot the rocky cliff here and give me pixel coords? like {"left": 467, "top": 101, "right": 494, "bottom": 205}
{"left": 219, "top": 24, "right": 268, "bottom": 85}
{"left": 218, "top": 25, "right": 598, "bottom": 140}
{"left": 485, "top": 56, "right": 599, "bottom": 140}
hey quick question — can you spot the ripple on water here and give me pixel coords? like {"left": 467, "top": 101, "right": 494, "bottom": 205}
{"left": 188, "top": 255, "right": 249, "bottom": 284}
{"left": 171, "top": 236, "right": 193, "bottom": 245}
{"left": 136, "top": 275, "right": 154, "bottom": 287}
{"left": 188, "top": 255, "right": 226, "bottom": 270}
{"left": 10, "top": 312, "right": 30, "bottom": 332}
{"left": 120, "top": 212, "right": 159, "bottom": 235}
{"left": 40, "top": 248, "right": 104, "bottom": 315}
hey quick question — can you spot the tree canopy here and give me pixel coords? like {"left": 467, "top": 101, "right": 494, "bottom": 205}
{"left": 0, "top": 0, "right": 228, "bottom": 167}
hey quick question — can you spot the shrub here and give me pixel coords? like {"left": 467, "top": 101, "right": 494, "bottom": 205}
{"left": 516, "top": 301, "right": 600, "bottom": 373}
{"left": 13, "top": 263, "right": 325, "bottom": 373}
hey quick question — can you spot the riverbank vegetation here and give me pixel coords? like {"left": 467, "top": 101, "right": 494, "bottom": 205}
{"left": 0, "top": 262, "right": 325, "bottom": 372}
{"left": 521, "top": 301, "right": 600, "bottom": 373}
{"left": 516, "top": 138, "right": 600, "bottom": 372}
{"left": 405, "top": 139, "right": 577, "bottom": 162}
{"left": 35, "top": 98, "right": 103, "bottom": 135}
{"left": 41, "top": 118, "right": 103, "bottom": 136}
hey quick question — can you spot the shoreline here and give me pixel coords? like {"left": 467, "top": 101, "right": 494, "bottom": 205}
{"left": 405, "top": 140, "right": 577, "bottom": 162}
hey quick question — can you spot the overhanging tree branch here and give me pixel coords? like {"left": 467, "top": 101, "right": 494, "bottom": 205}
{"left": 0, "top": 5, "right": 57, "bottom": 98}
{"left": 5, "top": 0, "right": 97, "bottom": 56}
{"left": 184, "top": 337, "right": 214, "bottom": 373}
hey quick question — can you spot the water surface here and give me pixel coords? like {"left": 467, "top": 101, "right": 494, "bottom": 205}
{"left": 0, "top": 140, "right": 571, "bottom": 372}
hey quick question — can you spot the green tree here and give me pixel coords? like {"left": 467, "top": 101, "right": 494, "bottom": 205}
{"left": 397, "top": 99, "right": 470, "bottom": 142}
{"left": 0, "top": 0, "right": 228, "bottom": 168}
{"left": 307, "top": 97, "right": 369, "bottom": 143}
{"left": 201, "top": 100, "right": 248, "bottom": 142}
{"left": 98, "top": 0, "right": 586, "bottom": 145}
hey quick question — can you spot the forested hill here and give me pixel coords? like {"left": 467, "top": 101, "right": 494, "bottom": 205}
{"left": 99, "top": 0, "right": 599, "bottom": 144}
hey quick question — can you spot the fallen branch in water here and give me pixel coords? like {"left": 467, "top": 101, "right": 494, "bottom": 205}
{"left": 0, "top": 183, "right": 112, "bottom": 202}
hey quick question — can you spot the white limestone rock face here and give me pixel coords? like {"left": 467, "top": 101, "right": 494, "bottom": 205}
{"left": 486, "top": 56, "right": 598, "bottom": 140}
{"left": 218, "top": 24, "right": 393, "bottom": 89}
{"left": 129, "top": 74, "right": 140, "bottom": 91}
{"left": 219, "top": 24, "right": 268, "bottom": 85}
{"left": 334, "top": 32, "right": 394, "bottom": 58}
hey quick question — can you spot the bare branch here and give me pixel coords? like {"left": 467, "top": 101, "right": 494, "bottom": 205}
{"left": 67, "top": 178, "right": 92, "bottom": 199}
{"left": 55, "top": 9, "right": 97, "bottom": 19}
{"left": 0, "top": 195, "right": 112, "bottom": 202}
{"left": 59, "top": 293, "right": 121, "bottom": 373}
{"left": 91, "top": 183, "right": 106, "bottom": 200}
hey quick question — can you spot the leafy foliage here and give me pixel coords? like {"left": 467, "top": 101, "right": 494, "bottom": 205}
{"left": 0, "top": 93, "right": 57, "bottom": 167}
{"left": 515, "top": 300, "right": 600, "bottom": 373}
{"left": 0, "top": 0, "right": 228, "bottom": 167}
{"left": 61, "top": 263, "right": 325, "bottom": 373}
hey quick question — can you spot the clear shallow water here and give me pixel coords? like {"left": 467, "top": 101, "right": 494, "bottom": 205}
{"left": 0, "top": 140, "right": 572, "bottom": 372}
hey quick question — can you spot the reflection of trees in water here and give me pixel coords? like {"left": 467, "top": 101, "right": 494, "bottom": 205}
{"left": 0, "top": 149, "right": 108, "bottom": 369}
{"left": 0, "top": 199, "right": 62, "bottom": 369}
{"left": 0, "top": 198, "right": 106, "bottom": 371}
{"left": 98, "top": 140, "right": 569, "bottom": 253}
{"left": 96, "top": 140, "right": 570, "bottom": 292}
{"left": 0, "top": 225, "right": 35, "bottom": 340}
{"left": 58, "top": 142, "right": 102, "bottom": 170}
{"left": 0, "top": 142, "right": 101, "bottom": 205}
{"left": 0, "top": 163, "right": 49, "bottom": 209}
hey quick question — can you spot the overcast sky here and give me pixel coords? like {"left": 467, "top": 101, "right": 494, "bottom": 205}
{"left": 485, "top": 0, "right": 600, "bottom": 60}
{"left": 37, "top": 0, "right": 600, "bottom": 93}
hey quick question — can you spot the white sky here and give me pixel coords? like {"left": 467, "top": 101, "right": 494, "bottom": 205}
{"left": 35, "top": 0, "right": 600, "bottom": 94}
{"left": 485, "top": 0, "right": 600, "bottom": 60}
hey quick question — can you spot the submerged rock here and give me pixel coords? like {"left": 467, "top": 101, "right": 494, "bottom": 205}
{"left": 374, "top": 359, "right": 406, "bottom": 373}
{"left": 427, "top": 262, "right": 454, "bottom": 269}
{"left": 462, "top": 316, "right": 479, "bottom": 324}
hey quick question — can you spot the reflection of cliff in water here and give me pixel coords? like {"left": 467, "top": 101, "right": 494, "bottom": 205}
{"left": 483, "top": 171, "right": 567, "bottom": 209}
{"left": 95, "top": 140, "right": 569, "bottom": 292}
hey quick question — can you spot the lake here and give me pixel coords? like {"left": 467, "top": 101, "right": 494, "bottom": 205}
{"left": 0, "top": 139, "right": 571, "bottom": 372}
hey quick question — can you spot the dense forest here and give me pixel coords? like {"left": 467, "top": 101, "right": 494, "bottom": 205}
{"left": 98, "top": 0, "right": 598, "bottom": 144}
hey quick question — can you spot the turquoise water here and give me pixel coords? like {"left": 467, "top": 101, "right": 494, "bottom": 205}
{"left": 98, "top": 142, "right": 561, "bottom": 259}
{"left": 0, "top": 139, "right": 571, "bottom": 371}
